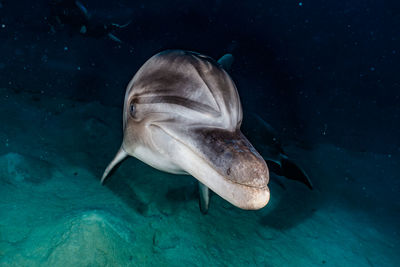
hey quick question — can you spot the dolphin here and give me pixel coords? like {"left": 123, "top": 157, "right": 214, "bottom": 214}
{"left": 217, "top": 53, "right": 313, "bottom": 190}
{"left": 101, "top": 50, "right": 270, "bottom": 213}
{"left": 241, "top": 113, "right": 313, "bottom": 189}
{"left": 49, "top": 0, "right": 129, "bottom": 43}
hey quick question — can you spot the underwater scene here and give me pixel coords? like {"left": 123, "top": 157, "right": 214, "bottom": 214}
{"left": 0, "top": 0, "right": 399, "bottom": 266}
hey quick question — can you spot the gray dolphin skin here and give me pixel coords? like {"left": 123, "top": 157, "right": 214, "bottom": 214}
{"left": 101, "top": 50, "right": 270, "bottom": 213}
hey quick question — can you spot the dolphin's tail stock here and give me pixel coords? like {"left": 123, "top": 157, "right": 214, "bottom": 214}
{"left": 101, "top": 146, "right": 128, "bottom": 184}
{"left": 266, "top": 156, "right": 313, "bottom": 190}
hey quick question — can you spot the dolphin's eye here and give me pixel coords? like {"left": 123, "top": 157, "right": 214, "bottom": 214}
{"left": 129, "top": 102, "right": 136, "bottom": 117}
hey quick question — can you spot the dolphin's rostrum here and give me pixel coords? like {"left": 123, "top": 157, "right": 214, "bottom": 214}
{"left": 101, "top": 50, "right": 270, "bottom": 213}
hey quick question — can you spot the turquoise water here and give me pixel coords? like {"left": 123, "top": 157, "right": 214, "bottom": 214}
{"left": 0, "top": 87, "right": 398, "bottom": 266}
{"left": 0, "top": 0, "right": 399, "bottom": 266}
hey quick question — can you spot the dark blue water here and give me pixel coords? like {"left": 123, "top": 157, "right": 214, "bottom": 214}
{"left": 0, "top": 1, "right": 399, "bottom": 266}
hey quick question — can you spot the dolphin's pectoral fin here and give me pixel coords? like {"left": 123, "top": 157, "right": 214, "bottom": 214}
{"left": 198, "top": 181, "right": 210, "bottom": 214}
{"left": 107, "top": 33, "right": 122, "bottom": 43}
{"left": 267, "top": 156, "right": 313, "bottom": 190}
{"left": 101, "top": 146, "right": 128, "bottom": 184}
{"left": 280, "top": 157, "right": 313, "bottom": 189}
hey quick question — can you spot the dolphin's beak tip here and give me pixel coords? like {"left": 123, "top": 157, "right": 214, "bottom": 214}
{"left": 236, "top": 185, "right": 270, "bottom": 210}
{"left": 256, "top": 186, "right": 270, "bottom": 209}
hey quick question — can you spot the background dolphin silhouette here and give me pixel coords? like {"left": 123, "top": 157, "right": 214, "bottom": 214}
{"left": 218, "top": 54, "right": 313, "bottom": 190}
{"left": 102, "top": 50, "right": 270, "bottom": 213}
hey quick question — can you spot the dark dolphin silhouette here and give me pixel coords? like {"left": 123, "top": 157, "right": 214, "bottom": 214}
{"left": 217, "top": 54, "right": 313, "bottom": 190}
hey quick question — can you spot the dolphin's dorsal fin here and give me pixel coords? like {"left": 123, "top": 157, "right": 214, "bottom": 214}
{"left": 217, "top": 54, "right": 234, "bottom": 71}
{"left": 101, "top": 146, "right": 128, "bottom": 184}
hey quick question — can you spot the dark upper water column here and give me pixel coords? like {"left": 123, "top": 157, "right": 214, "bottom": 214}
{"left": 0, "top": 0, "right": 398, "bottom": 153}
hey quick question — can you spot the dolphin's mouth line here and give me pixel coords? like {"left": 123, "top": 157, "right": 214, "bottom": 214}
{"left": 150, "top": 124, "right": 268, "bottom": 190}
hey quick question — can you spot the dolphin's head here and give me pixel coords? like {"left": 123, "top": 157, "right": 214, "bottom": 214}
{"left": 116, "top": 50, "right": 270, "bottom": 210}
{"left": 183, "top": 127, "right": 270, "bottom": 209}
